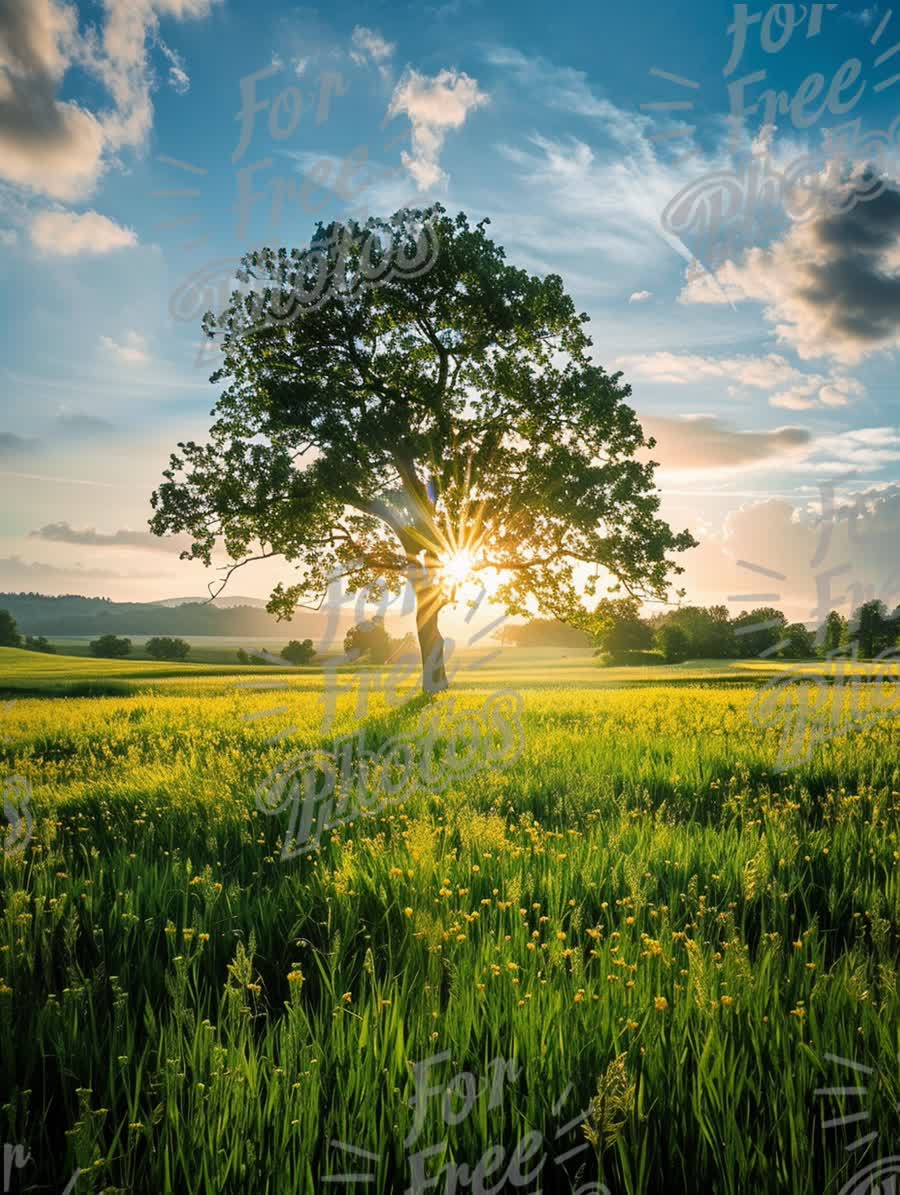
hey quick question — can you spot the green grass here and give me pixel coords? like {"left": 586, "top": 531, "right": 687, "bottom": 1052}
{"left": 44, "top": 637, "right": 300, "bottom": 666}
{"left": 1, "top": 649, "right": 898, "bottom": 1193}
{"left": 0, "top": 647, "right": 322, "bottom": 697}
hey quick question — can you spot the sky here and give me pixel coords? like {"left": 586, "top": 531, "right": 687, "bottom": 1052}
{"left": 3, "top": 0, "right": 900, "bottom": 630}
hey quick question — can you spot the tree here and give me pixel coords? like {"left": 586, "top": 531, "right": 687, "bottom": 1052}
{"left": 652, "top": 606, "right": 735, "bottom": 659}
{"left": 145, "top": 636, "right": 191, "bottom": 661}
{"left": 595, "top": 596, "right": 654, "bottom": 662}
{"left": 150, "top": 206, "right": 694, "bottom": 693}
{"left": 344, "top": 616, "right": 393, "bottom": 665}
{"left": 89, "top": 634, "right": 131, "bottom": 659}
{"left": 24, "top": 635, "right": 56, "bottom": 654}
{"left": 780, "top": 623, "right": 816, "bottom": 659}
{"left": 818, "top": 610, "right": 846, "bottom": 654}
{"left": 657, "top": 624, "right": 690, "bottom": 663}
{"left": 851, "top": 599, "right": 895, "bottom": 658}
{"left": 0, "top": 609, "right": 21, "bottom": 648}
{"left": 281, "top": 638, "right": 316, "bottom": 665}
{"left": 236, "top": 648, "right": 250, "bottom": 664}
{"left": 731, "top": 608, "right": 787, "bottom": 658}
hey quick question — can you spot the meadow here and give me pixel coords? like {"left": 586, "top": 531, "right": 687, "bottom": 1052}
{"left": 1, "top": 646, "right": 898, "bottom": 1193}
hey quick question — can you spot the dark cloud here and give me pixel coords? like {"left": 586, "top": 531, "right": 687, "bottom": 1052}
{"left": 0, "top": 555, "right": 137, "bottom": 583}
{"left": 0, "top": 432, "right": 36, "bottom": 456}
{"left": 640, "top": 415, "right": 812, "bottom": 470}
{"left": 30, "top": 521, "right": 191, "bottom": 554}
{"left": 0, "top": 0, "right": 105, "bottom": 199}
{"left": 682, "top": 178, "right": 900, "bottom": 363}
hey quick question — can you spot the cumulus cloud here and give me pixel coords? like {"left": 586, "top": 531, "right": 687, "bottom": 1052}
{"left": 30, "top": 208, "right": 137, "bottom": 254}
{"left": 0, "top": 0, "right": 105, "bottom": 200}
{"left": 640, "top": 414, "right": 812, "bottom": 471}
{"left": 770, "top": 375, "right": 867, "bottom": 410}
{"left": 622, "top": 351, "right": 800, "bottom": 389}
{"left": 30, "top": 521, "right": 190, "bottom": 553}
{"left": 629, "top": 290, "right": 652, "bottom": 303}
{"left": 677, "top": 485, "right": 900, "bottom": 620}
{"left": 388, "top": 67, "right": 488, "bottom": 189}
{"left": 0, "top": 0, "right": 218, "bottom": 200}
{"left": 620, "top": 351, "right": 866, "bottom": 410}
{"left": 98, "top": 330, "right": 148, "bottom": 364}
{"left": 680, "top": 181, "right": 900, "bottom": 364}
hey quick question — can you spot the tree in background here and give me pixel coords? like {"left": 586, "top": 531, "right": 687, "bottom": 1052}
{"left": 656, "top": 624, "right": 690, "bottom": 664}
{"left": 236, "top": 648, "right": 250, "bottom": 664}
{"left": 818, "top": 610, "right": 847, "bottom": 654}
{"left": 344, "top": 617, "right": 393, "bottom": 665}
{"left": 90, "top": 634, "right": 132, "bottom": 659}
{"left": 149, "top": 206, "right": 694, "bottom": 694}
{"left": 24, "top": 635, "right": 56, "bottom": 654}
{"left": 281, "top": 639, "right": 316, "bottom": 665}
{"left": 851, "top": 599, "right": 896, "bottom": 657}
{"left": 595, "top": 597, "right": 655, "bottom": 663}
{"left": 650, "top": 605, "right": 735, "bottom": 659}
{"left": 780, "top": 623, "right": 816, "bottom": 659}
{"left": 731, "top": 608, "right": 787, "bottom": 658}
{"left": 146, "top": 636, "right": 191, "bottom": 661}
{"left": 0, "top": 609, "right": 21, "bottom": 648}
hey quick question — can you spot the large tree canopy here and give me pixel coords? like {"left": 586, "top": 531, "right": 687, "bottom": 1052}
{"left": 150, "top": 206, "right": 695, "bottom": 691}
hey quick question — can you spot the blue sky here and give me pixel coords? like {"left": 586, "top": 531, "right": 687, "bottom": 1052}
{"left": 3, "top": 0, "right": 900, "bottom": 626}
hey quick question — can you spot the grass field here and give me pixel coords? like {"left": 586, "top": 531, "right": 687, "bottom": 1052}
{"left": 1, "top": 646, "right": 898, "bottom": 1193}
{"left": 42, "top": 637, "right": 306, "bottom": 667}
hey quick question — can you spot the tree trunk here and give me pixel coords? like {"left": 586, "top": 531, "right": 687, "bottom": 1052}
{"left": 415, "top": 586, "right": 449, "bottom": 693}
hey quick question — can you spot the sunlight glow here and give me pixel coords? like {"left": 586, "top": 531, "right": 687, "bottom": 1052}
{"left": 440, "top": 548, "right": 477, "bottom": 588}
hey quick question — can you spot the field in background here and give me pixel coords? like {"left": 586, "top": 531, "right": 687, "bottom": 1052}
{"left": 1, "top": 649, "right": 898, "bottom": 1192}
{"left": 40, "top": 636, "right": 317, "bottom": 666}
{"left": 4, "top": 644, "right": 899, "bottom": 697}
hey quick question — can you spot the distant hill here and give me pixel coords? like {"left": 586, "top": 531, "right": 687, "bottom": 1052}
{"left": 0, "top": 592, "right": 355, "bottom": 644}
{"left": 151, "top": 595, "right": 269, "bottom": 609}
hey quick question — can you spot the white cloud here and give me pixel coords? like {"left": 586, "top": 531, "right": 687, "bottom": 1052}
{"left": 156, "top": 35, "right": 190, "bottom": 94}
{"left": 388, "top": 67, "right": 488, "bottom": 189}
{"left": 30, "top": 208, "right": 137, "bottom": 255}
{"left": 629, "top": 290, "right": 652, "bottom": 303}
{"left": 622, "top": 351, "right": 800, "bottom": 389}
{"left": 99, "top": 330, "right": 148, "bottom": 364}
{"left": 621, "top": 351, "right": 867, "bottom": 410}
{"left": 0, "top": 0, "right": 219, "bottom": 200}
{"left": 350, "top": 26, "right": 395, "bottom": 68}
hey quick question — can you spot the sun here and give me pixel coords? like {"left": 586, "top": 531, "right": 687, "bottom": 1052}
{"left": 440, "top": 547, "right": 477, "bottom": 588}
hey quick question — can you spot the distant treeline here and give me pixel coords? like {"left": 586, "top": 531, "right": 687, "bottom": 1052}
{"left": 596, "top": 599, "right": 900, "bottom": 665}
{"left": 0, "top": 592, "right": 345, "bottom": 640}
{"left": 504, "top": 601, "right": 900, "bottom": 664}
